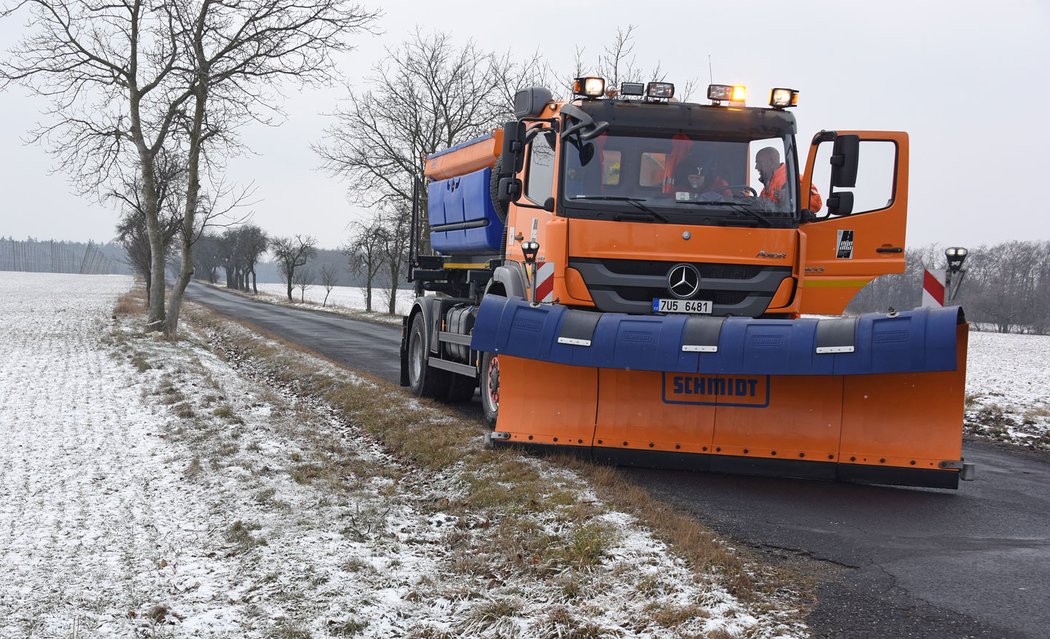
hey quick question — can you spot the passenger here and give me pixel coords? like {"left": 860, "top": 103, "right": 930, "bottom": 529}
{"left": 755, "top": 147, "right": 823, "bottom": 212}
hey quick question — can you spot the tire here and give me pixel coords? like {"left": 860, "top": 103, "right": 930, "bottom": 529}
{"left": 480, "top": 351, "right": 500, "bottom": 428}
{"left": 408, "top": 313, "right": 449, "bottom": 399}
{"left": 446, "top": 374, "right": 477, "bottom": 403}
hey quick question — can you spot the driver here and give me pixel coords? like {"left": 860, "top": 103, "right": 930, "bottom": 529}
{"left": 756, "top": 147, "right": 823, "bottom": 212}
{"left": 675, "top": 162, "right": 730, "bottom": 200}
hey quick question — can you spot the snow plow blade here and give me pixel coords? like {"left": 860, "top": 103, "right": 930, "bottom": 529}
{"left": 471, "top": 296, "right": 969, "bottom": 489}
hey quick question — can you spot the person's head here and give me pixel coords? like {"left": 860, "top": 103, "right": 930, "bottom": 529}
{"left": 755, "top": 147, "right": 781, "bottom": 185}
{"left": 686, "top": 165, "right": 707, "bottom": 191}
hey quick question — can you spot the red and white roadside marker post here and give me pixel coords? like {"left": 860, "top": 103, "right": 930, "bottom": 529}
{"left": 923, "top": 268, "right": 946, "bottom": 308}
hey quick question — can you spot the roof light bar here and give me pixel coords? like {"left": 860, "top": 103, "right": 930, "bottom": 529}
{"left": 770, "top": 87, "right": 799, "bottom": 108}
{"left": 573, "top": 76, "right": 606, "bottom": 98}
{"left": 646, "top": 82, "right": 675, "bottom": 100}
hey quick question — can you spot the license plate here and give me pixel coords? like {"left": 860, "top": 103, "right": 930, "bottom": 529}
{"left": 653, "top": 298, "right": 713, "bottom": 314}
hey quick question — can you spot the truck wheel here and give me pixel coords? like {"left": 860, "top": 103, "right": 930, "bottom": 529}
{"left": 408, "top": 313, "right": 449, "bottom": 399}
{"left": 480, "top": 351, "right": 500, "bottom": 428}
{"left": 446, "top": 375, "right": 477, "bottom": 403}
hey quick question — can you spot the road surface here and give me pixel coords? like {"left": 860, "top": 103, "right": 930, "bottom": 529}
{"left": 186, "top": 282, "right": 1050, "bottom": 638}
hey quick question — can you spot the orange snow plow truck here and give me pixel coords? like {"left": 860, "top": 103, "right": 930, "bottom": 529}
{"left": 400, "top": 79, "right": 973, "bottom": 489}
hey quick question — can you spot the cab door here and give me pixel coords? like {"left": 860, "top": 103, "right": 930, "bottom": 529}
{"left": 798, "top": 130, "right": 909, "bottom": 314}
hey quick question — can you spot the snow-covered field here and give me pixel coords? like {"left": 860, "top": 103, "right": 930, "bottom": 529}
{"left": 965, "top": 331, "right": 1050, "bottom": 446}
{"left": 254, "top": 282, "right": 415, "bottom": 317}
{"left": 0, "top": 272, "right": 798, "bottom": 638}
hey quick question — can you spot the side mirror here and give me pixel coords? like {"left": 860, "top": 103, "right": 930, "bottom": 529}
{"left": 827, "top": 192, "right": 854, "bottom": 216}
{"left": 580, "top": 121, "right": 609, "bottom": 141}
{"left": 830, "top": 134, "right": 859, "bottom": 188}
{"left": 497, "top": 177, "right": 522, "bottom": 202}
{"left": 501, "top": 121, "right": 526, "bottom": 174}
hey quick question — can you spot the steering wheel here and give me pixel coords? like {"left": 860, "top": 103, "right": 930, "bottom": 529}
{"left": 722, "top": 184, "right": 758, "bottom": 198}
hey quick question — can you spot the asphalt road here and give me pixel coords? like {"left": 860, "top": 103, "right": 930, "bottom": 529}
{"left": 186, "top": 282, "right": 1050, "bottom": 638}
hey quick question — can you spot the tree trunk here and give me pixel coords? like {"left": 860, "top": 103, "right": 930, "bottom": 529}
{"left": 164, "top": 83, "right": 208, "bottom": 338}
{"left": 387, "top": 259, "right": 398, "bottom": 315}
{"left": 251, "top": 268, "right": 257, "bottom": 294}
{"left": 286, "top": 273, "right": 294, "bottom": 301}
{"left": 143, "top": 169, "right": 167, "bottom": 332}
{"left": 365, "top": 278, "right": 373, "bottom": 312}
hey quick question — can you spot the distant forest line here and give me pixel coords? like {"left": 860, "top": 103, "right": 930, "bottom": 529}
{"left": 3, "top": 236, "right": 1047, "bottom": 334}
{"left": 0, "top": 237, "right": 403, "bottom": 288}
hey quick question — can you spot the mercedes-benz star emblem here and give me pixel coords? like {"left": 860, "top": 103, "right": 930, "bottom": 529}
{"left": 667, "top": 264, "right": 700, "bottom": 299}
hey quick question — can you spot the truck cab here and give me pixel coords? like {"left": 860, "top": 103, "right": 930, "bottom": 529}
{"left": 494, "top": 80, "right": 909, "bottom": 318}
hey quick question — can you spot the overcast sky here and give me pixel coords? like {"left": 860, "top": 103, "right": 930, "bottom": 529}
{"left": 1, "top": 0, "right": 1048, "bottom": 249}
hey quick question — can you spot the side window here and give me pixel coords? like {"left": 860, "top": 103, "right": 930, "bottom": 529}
{"left": 602, "top": 150, "right": 621, "bottom": 185}
{"left": 639, "top": 152, "right": 666, "bottom": 187}
{"left": 525, "top": 136, "right": 556, "bottom": 204}
{"left": 810, "top": 140, "right": 897, "bottom": 216}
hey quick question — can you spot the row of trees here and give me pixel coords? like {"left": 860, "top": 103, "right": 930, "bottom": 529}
{"left": 847, "top": 241, "right": 1050, "bottom": 334}
{"left": 1, "top": 0, "right": 378, "bottom": 336}
{"left": 193, "top": 226, "right": 269, "bottom": 292}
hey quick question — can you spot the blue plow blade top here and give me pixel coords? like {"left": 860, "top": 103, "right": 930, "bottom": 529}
{"left": 469, "top": 296, "right": 965, "bottom": 376}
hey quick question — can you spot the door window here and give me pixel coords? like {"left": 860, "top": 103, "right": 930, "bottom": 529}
{"left": 809, "top": 140, "right": 897, "bottom": 217}
{"left": 525, "top": 134, "right": 556, "bottom": 204}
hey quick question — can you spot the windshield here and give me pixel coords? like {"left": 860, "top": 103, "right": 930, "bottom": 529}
{"left": 561, "top": 129, "right": 798, "bottom": 227}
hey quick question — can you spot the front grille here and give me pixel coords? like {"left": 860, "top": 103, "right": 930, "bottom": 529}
{"left": 596, "top": 259, "right": 764, "bottom": 281}
{"left": 570, "top": 258, "right": 791, "bottom": 317}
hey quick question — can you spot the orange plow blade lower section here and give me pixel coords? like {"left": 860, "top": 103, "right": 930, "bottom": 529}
{"left": 494, "top": 325, "right": 969, "bottom": 489}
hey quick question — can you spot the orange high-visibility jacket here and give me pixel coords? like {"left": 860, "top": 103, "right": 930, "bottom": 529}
{"left": 761, "top": 163, "right": 823, "bottom": 212}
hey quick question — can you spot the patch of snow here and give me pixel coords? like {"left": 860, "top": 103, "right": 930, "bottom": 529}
{"left": 255, "top": 282, "right": 414, "bottom": 318}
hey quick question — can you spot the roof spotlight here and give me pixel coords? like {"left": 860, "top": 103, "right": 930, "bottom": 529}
{"left": 708, "top": 84, "right": 747, "bottom": 105}
{"left": 573, "top": 76, "right": 606, "bottom": 98}
{"left": 620, "top": 82, "right": 645, "bottom": 97}
{"left": 646, "top": 82, "right": 675, "bottom": 100}
{"left": 770, "top": 88, "right": 799, "bottom": 108}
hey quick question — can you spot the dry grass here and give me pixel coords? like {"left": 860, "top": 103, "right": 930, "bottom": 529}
{"left": 112, "top": 288, "right": 146, "bottom": 316}
{"left": 224, "top": 519, "right": 266, "bottom": 553}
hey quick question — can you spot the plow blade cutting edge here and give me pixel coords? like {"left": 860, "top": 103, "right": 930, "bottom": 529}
{"left": 471, "top": 296, "right": 970, "bottom": 489}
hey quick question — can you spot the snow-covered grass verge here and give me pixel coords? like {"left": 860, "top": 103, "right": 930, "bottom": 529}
{"left": 0, "top": 272, "right": 807, "bottom": 638}
{"left": 964, "top": 330, "right": 1050, "bottom": 449}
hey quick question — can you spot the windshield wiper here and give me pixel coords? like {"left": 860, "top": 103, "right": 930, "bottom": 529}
{"left": 569, "top": 195, "right": 670, "bottom": 223}
{"left": 675, "top": 200, "right": 773, "bottom": 227}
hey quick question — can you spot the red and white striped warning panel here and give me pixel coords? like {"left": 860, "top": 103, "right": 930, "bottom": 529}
{"left": 533, "top": 261, "right": 555, "bottom": 303}
{"left": 922, "top": 268, "right": 946, "bottom": 308}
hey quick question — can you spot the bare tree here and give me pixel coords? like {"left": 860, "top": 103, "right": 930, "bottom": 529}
{"left": 238, "top": 225, "right": 269, "bottom": 294}
{"left": 2, "top": 0, "right": 378, "bottom": 337}
{"left": 1, "top": 0, "right": 198, "bottom": 331}
{"left": 574, "top": 26, "right": 690, "bottom": 99}
{"left": 293, "top": 267, "right": 314, "bottom": 303}
{"left": 343, "top": 219, "right": 385, "bottom": 312}
{"left": 111, "top": 148, "right": 186, "bottom": 300}
{"left": 316, "top": 31, "right": 545, "bottom": 254}
{"left": 192, "top": 232, "right": 223, "bottom": 283}
{"left": 271, "top": 235, "right": 317, "bottom": 302}
{"left": 162, "top": 0, "right": 379, "bottom": 336}
{"left": 320, "top": 263, "right": 339, "bottom": 307}
{"left": 379, "top": 203, "right": 411, "bottom": 315}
